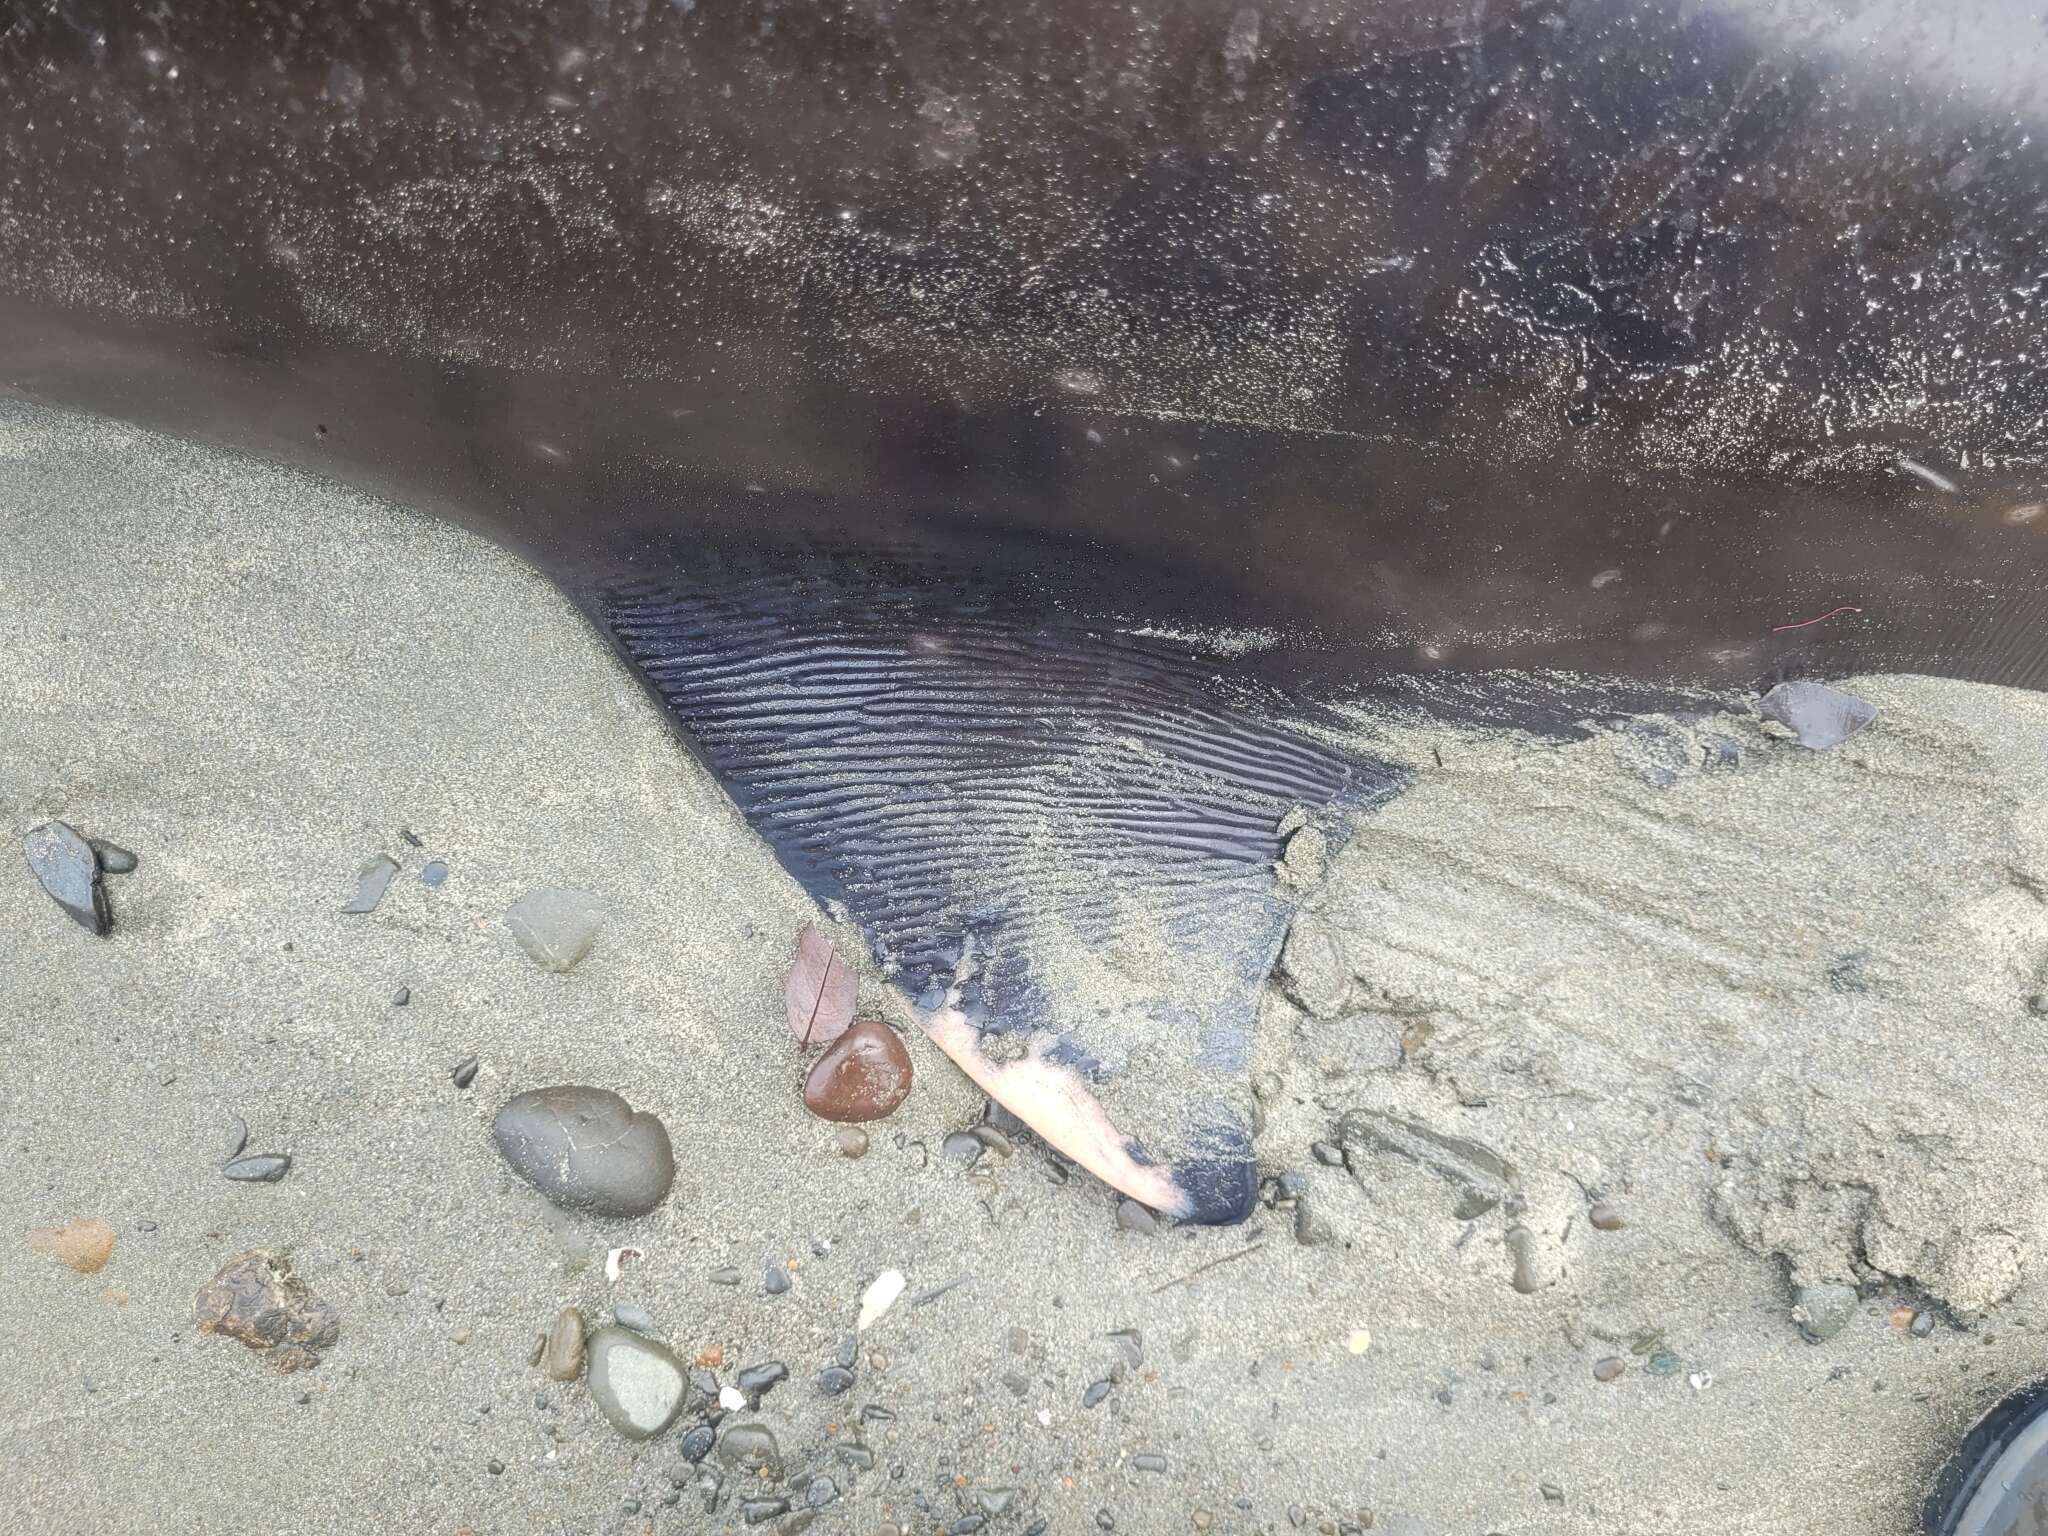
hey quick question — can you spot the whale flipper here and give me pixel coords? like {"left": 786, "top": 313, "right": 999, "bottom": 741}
{"left": 595, "top": 537, "right": 1406, "bottom": 1222}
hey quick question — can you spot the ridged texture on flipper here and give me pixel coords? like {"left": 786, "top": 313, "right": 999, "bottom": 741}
{"left": 594, "top": 541, "right": 1406, "bottom": 1220}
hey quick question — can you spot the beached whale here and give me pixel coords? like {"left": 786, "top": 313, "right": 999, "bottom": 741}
{"left": 3, "top": 0, "right": 2044, "bottom": 1220}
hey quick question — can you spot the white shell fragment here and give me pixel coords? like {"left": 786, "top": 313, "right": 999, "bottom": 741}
{"left": 857, "top": 1268, "right": 907, "bottom": 1331}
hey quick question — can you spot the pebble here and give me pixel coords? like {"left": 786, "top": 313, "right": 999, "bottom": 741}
{"left": 421, "top": 861, "right": 449, "bottom": 887}
{"left": 718, "top": 1385, "right": 746, "bottom": 1411}
{"left": 1588, "top": 1202, "right": 1625, "bottom": 1231}
{"left": 27, "top": 1217, "right": 115, "bottom": 1273}
{"left": 802, "top": 1020, "right": 916, "bottom": 1121}
{"left": 487, "top": 1459, "right": 505, "bottom": 1475}
{"left": 817, "top": 1365, "right": 856, "bottom": 1394}
{"left": 1346, "top": 1329, "right": 1372, "bottom": 1355}
{"left": 1311, "top": 1141, "right": 1345, "bottom": 1167}
{"left": 1096, "top": 1512, "right": 1116, "bottom": 1531}
{"left": 492, "top": 1085, "right": 675, "bottom": 1217}
{"left": 978, "top": 1489, "right": 1019, "bottom": 1516}
{"left": 401, "top": 829, "right": 424, "bottom": 848}
{"left": 740, "top": 1499, "right": 789, "bottom": 1525}
{"left": 542, "top": 1308, "right": 586, "bottom": 1380}
{"left": 1796, "top": 1283, "right": 1858, "bottom": 1344}
{"left": 835, "top": 1335, "right": 857, "bottom": 1368}
{"left": 1504, "top": 1226, "right": 1542, "bottom": 1294}
{"left": 1108, "top": 1329, "right": 1144, "bottom": 1367}
{"left": 2030, "top": 993, "right": 2048, "bottom": 1017}
{"left": 718, "top": 1422, "right": 783, "bottom": 1477}
{"left": 223, "top": 1153, "right": 291, "bottom": 1183}
{"left": 89, "top": 838, "right": 139, "bottom": 875}
{"left": 971, "top": 1125, "right": 1014, "bottom": 1157}
{"left": 1592, "top": 1357, "right": 1626, "bottom": 1382}
{"left": 1131, "top": 1454, "right": 1167, "bottom": 1473}
{"left": 737, "top": 1360, "right": 788, "bottom": 1398}
{"left": 193, "top": 1250, "right": 339, "bottom": 1372}
{"left": 1082, "top": 1379, "right": 1113, "bottom": 1408}
{"left": 838, "top": 1444, "right": 876, "bottom": 1471}
{"left": 764, "top": 1262, "right": 791, "bottom": 1295}
{"left": 505, "top": 888, "right": 605, "bottom": 971}
{"left": 585, "top": 1326, "right": 689, "bottom": 1438}
{"left": 613, "top": 1302, "right": 655, "bottom": 1334}
{"left": 710, "top": 1266, "right": 741, "bottom": 1286}
{"left": 1647, "top": 1351, "right": 1684, "bottom": 1377}
{"left": 678, "top": 1423, "right": 716, "bottom": 1462}
{"left": 1115, "top": 1200, "right": 1159, "bottom": 1235}
{"left": 1340, "top": 1108, "right": 1513, "bottom": 1218}
{"left": 836, "top": 1127, "right": 870, "bottom": 1159}
{"left": 342, "top": 853, "right": 400, "bottom": 914}
{"left": 805, "top": 1476, "right": 838, "bottom": 1509}
{"left": 24, "top": 820, "right": 110, "bottom": 934}
{"left": 1911, "top": 1309, "right": 1936, "bottom": 1337}
{"left": 451, "top": 1056, "right": 479, "bottom": 1089}
{"left": 222, "top": 1115, "right": 249, "bottom": 1162}
{"left": 392, "top": 986, "right": 410, "bottom": 1007}
{"left": 941, "top": 1132, "right": 984, "bottom": 1168}
{"left": 949, "top": 1518, "right": 985, "bottom": 1535}
{"left": 1759, "top": 680, "right": 1879, "bottom": 751}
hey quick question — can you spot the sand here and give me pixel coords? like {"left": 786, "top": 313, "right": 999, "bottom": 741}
{"left": 5, "top": 399, "right": 2046, "bottom": 1534}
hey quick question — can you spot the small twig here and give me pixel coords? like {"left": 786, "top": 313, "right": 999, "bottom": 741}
{"left": 1150, "top": 1240, "right": 1264, "bottom": 1294}
{"left": 1771, "top": 605, "right": 1862, "bottom": 634}
{"left": 911, "top": 1274, "right": 971, "bottom": 1308}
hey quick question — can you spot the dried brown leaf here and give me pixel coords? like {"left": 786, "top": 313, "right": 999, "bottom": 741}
{"left": 784, "top": 923, "right": 855, "bottom": 1048}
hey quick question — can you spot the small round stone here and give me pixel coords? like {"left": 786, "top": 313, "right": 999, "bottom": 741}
{"left": 806, "top": 1476, "right": 839, "bottom": 1509}
{"left": 1592, "top": 1357, "right": 1626, "bottom": 1382}
{"left": 421, "top": 861, "right": 449, "bottom": 887}
{"left": 505, "top": 887, "right": 604, "bottom": 971}
{"left": 941, "top": 1132, "right": 983, "bottom": 1168}
{"left": 678, "top": 1422, "right": 715, "bottom": 1462}
{"left": 492, "top": 1085, "right": 674, "bottom": 1217}
{"left": 818, "top": 1365, "right": 855, "bottom": 1394}
{"left": 450, "top": 1055, "right": 479, "bottom": 1089}
{"left": 1115, "top": 1200, "right": 1158, "bottom": 1235}
{"left": 1131, "top": 1454, "right": 1167, "bottom": 1473}
{"left": 764, "top": 1263, "right": 791, "bottom": 1296}
{"left": 1588, "top": 1201, "right": 1625, "bottom": 1231}
{"left": 802, "top": 1020, "right": 915, "bottom": 1122}
{"left": 717, "top": 1422, "right": 783, "bottom": 1476}
{"left": 487, "top": 1459, "right": 504, "bottom": 1475}
{"left": 1082, "top": 1379, "right": 1113, "bottom": 1408}
{"left": 612, "top": 1302, "right": 655, "bottom": 1335}
{"left": 223, "top": 1153, "right": 291, "bottom": 1183}
{"left": 1795, "top": 1283, "right": 1857, "bottom": 1344}
{"left": 836, "top": 1127, "right": 870, "bottom": 1159}
{"left": 392, "top": 986, "right": 411, "bottom": 1007}
{"left": 584, "top": 1326, "right": 688, "bottom": 1439}
{"left": 736, "top": 1360, "right": 788, "bottom": 1398}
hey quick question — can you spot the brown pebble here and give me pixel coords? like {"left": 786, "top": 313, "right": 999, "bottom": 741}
{"left": 29, "top": 1217, "right": 115, "bottom": 1274}
{"left": 802, "top": 1019, "right": 914, "bottom": 1122}
{"left": 1588, "top": 1202, "right": 1625, "bottom": 1231}
{"left": 1890, "top": 1305, "right": 1917, "bottom": 1330}
{"left": 1592, "top": 1356, "right": 1625, "bottom": 1382}
{"left": 543, "top": 1307, "right": 587, "bottom": 1381}
{"left": 835, "top": 1127, "right": 870, "bottom": 1159}
{"left": 102, "top": 1287, "right": 130, "bottom": 1306}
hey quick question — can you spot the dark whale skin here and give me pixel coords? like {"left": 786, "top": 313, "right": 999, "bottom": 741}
{"left": 3, "top": 0, "right": 2045, "bottom": 1220}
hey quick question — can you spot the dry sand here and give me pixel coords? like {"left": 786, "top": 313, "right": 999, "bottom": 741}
{"left": 5, "top": 400, "right": 2047, "bottom": 1534}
